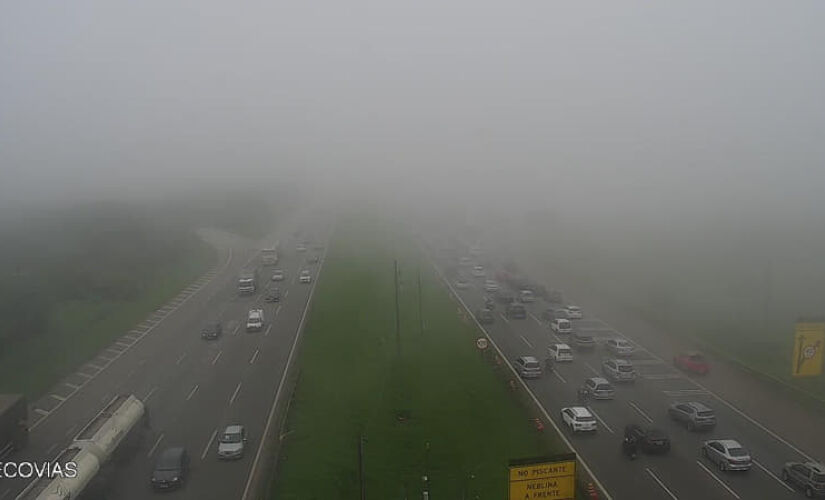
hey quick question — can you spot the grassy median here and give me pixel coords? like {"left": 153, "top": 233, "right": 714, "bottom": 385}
{"left": 271, "top": 216, "right": 558, "bottom": 499}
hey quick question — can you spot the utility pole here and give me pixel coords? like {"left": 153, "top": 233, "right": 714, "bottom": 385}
{"left": 395, "top": 259, "right": 401, "bottom": 357}
{"left": 418, "top": 266, "right": 424, "bottom": 335}
{"left": 359, "top": 434, "right": 366, "bottom": 500}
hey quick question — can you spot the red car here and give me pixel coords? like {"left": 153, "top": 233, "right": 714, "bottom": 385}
{"left": 674, "top": 351, "right": 710, "bottom": 375}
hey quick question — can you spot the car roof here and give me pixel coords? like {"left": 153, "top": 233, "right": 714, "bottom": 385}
{"left": 612, "top": 359, "right": 634, "bottom": 366}
{"left": 567, "top": 305, "right": 580, "bottom": 309}
{"left": 223, "top": 424, "right": 244, "bottom": 433}
{"left": 520, "top": 356, "right": 539, "bottom": 363}
{"left": 552, "top": 343, "right": 571, "bottom": 349}
{"left": 683, "top": 401, "right": 712, "bottom": 411}
{"left": 157, "top": 447, "right": 185, "bottom": 464}
{"left": 711, "top": 439, "right": 743, "bottom": 449}
{"left": 564, "top": 406, "right": 593, "bottom": 417}
{"left": 588, "top": 377, "right": 610, "bottom": 384}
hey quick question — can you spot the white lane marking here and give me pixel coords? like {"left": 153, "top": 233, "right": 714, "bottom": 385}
{"left": 629, "top": 401, "right": 654, "bottom": 423}
{"left": 87, "top": 363, "right": 103, "bottom": 370}
{"left": 142, "top": 386, "right": 158, "bottom": 403}
{"left": 65, "top": 383, "right": 81, "bottom": 390}
{"left": 499, "top": 313, "right": 509, "bottom": 323}
{"left": 64, "top": 424, "right": 78, "bottom": 438}
{"left": 115, "top": 341, "right": 132, "bottom": 348}
{"left": 106, "top": 348, "right": 123, "bottom": 355}
{"left": 176, "top": 352, "right": 187, "bottom": 365}
{"left": 45, "top": 443, "right": 58, "bottom": 456}
{"left": 284, "top": 290, "right": 289, "bottom": 298}
{"left": 186, "top": 384, "right": 199, "bottom": 401}
{"left": 232, "top": 324, "right": 240, "bottom": 336}
{"left": 242, "top": 233, "right": 331, "bottom": 500}
{"left": 229, "top": 382, "right": 242, "bottom": 405}
{"left": 552, "top": 370, "right": 567, "bottom": 384}
{"left": 147, "top": 433, "right": 165, "bottom": 458}
{"left": 98, "top": 355, "right": 115, "bottom": 362}
{"left": 550, "top": 331, "right": 563, "bottom": 342}
{"left": 529, "top": 313, "right": 543, "bottom": 325}
{"left": 696, "top": 460, "right": 741, "bottom": 499}
{"left": 50, "top": 394, "right": 67, "bottom": 402}
{"left": 753, "top": 459, "right": 794, "bottom": 492}
{"left": 275, "top": 305, "right": 282, "bottom": 316}
{"left": 589, "top": 407, "right": 614, "bottom": 434}
{"left": 76, "top": 371, "right": 93, "bottom": 379}
{"left": 201, "top": 428, "right": 218, "bottom": 460}
{"left": 34, "top": 408, "right": 49, "bottom": 416}
{"left": 212, "top": 350, "right": 222, "bottom": 365}
{"left": 250, "top": 349, "right": 260, "bottom": 364}
{"left": 264, "top": 324, "right": 272, "bottom": 337}
{"left": 584, "top": 362, "right": 600, "bottom": 377}
{"left": 520, "top": 335, "right": 534, "bottom": 349}
{"left": 645, "top": 468, "right": 679, "bottom": 500}
{"left": 426, "top": 255, "right": 616, "bottom": 500}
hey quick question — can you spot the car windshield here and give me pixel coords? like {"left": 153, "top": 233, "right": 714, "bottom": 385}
{"left": 697, "top": 410, "right": 714, "bottom": 417}
{"left": 812, "top": 472, "right": 825, "bottom": 483}
{"left": 595, "top": 384, "right": 612, "bottom": 391}
{"left": 727, "top": 447, "right": 748, "bottom": 457}
{"left": 221, "top": 432, "right": 242, "bottom": 443}
{"left": 524, "top": 361, "right": 539, "bottom": 369}
{"left": 618, "top": 365, "right": 634, "bottom": 372}
{"left": 558, "top": 349, "right": 571, "bottom": 355}
{"left": 577, "top": 415, "right": 595, "bottom": 422}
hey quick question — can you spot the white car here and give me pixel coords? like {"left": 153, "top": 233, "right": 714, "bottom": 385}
{"left": 550, "top": 318, "right": 573, "bottom": 334}
{"left": 299, "top": 270, "right": 312, "bottom": 283}
{"left": 565, "top": 305, "right": 583, "bottom": 319}
{"left": 561, "top": 407, "right": 597, "bottom": 433}
{"left": 454, "top": 277, "right": 470, "bottom": 289}
{"left": 471, "top": 265, "right": 486, "bottom": 278}
{"left": 605, "top": 338, "right": 635, "bottom": 356}
{"left": 548, "top": 343, "right": 573, "bottom": 362}
{"left": 519, "top": 290, "right": 535, "bottom": 303}
{"left": 246, "top": 309, "right": 264, "bottom": 332}
{"left": 217, "top": 425, "right": 247, "bottom": 460}
{"left": 701, "top": 439, "right": 752, "bottom": 471}
{"left": 296, "top": 244, "right": 307, "bottom": 253}
{"left": 484, "top": 280, "right": 500, "bottom": 293}
{"left": 271, "top": 269, "right": 285, "bottom": 281}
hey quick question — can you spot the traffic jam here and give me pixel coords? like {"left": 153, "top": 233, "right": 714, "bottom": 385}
{"left": 434, "top": 243, "right": 824, "bottom": 500}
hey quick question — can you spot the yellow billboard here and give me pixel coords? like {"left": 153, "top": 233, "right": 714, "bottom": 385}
{"left": 792, "top": 322, "right": 825, "bottom": 377}
{"left": 509, "top": 453, "right": 576, "bottom": 500}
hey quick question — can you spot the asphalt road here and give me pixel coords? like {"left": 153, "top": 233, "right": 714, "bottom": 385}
{"left": 429, "top": 246, "right": 821, "bottom": 500}
{"left": 2, "top": 212, "right": 329, "bottom": 500}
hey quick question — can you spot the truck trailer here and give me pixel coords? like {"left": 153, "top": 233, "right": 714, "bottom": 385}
{"left": 261, "top": 241, "right": 280, "bottom": 266}
{"left": 0, "top": 394, "right": 28, "bottom": 459}
{"left": 237, "top": 268, "right": 259, "bottom": 295}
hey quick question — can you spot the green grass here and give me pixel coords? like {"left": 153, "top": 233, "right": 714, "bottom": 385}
{"left": 0, "top": 240, "right": 215, "bottom": 398}
{"left": 272, "top": 216, "right": 559, "bottom": 499}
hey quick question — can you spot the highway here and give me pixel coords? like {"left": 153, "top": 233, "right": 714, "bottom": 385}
{"left": 2, "top": 211, "right": 329, "bottom": 500}
{"left": 428, "top": 241, "right": 823, "bottom": 500}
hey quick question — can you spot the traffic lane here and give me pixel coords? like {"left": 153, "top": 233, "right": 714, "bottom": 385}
{"left": 506, "top": 251, "right": 825, "bottom": 460}
{"left": 453, "top": 284, "right": 797, "bottom": 500}
{"left": 105, "top": 255, "right": 314, "bottom": 498}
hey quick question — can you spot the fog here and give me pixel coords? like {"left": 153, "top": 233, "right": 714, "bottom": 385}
{"left": 1, "top": 0, "right": 823, "bottom": 237}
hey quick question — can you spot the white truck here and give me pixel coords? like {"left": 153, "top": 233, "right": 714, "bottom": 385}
{"left": 246, "top": 309, "right": 264, "bottom": 332}
{"left": 261, "top": 241, "right": 280, "bottom": 266}
{"left": 237, "top": 268, "right": 258, "bottom": 295}
{"left": 16, "top": 394, "right": 147, "bottom": 500}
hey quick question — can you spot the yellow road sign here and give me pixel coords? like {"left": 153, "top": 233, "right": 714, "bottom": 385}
{"left": 509, "top": 454, "right": 576, "bottom": 500}
{"left": 792, "top": 322, "right": 825, "bottom": 377}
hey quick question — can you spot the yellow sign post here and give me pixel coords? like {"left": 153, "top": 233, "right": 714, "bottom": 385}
{"left": 792, "top": 321, "right": 825, "bottom": 377}
{"left": 509, "top": 453, "right": 576, "bottom": 500}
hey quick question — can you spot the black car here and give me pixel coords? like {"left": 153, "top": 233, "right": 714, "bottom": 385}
{"left": 264, "top": 288, "right": 281, "bottom": 303}
{"left": 151, "top": 447, "right": 189, "bottom": 490}
{"left": 505, "top": 302, "right": 527, "bottom": 320}
{"left": 624, "top": 424, "right": 671, "bottom": 454}
{"left": 201, "top": 323, "right": 222, "bottom": 340}
{"left": 476, "top": 308, "right": 495, "bottom": 325}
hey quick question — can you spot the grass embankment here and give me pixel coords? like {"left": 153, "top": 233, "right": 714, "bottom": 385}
{"left": 272, "top": 217, "right": 557, "bottom": 499}
{"left": 0, "top": 202, "right": 218, "bottom": 398}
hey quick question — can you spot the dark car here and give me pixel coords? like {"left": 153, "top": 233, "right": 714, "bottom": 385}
{"left": 151, "top": 447, "right": 189, "bottom": 490}
{"left": 505, "top": 302, "right": 527, "bottom": 320}
{"left": 624, "top": 424, "right": 671, "bottom": 454}
{"left": 476, "top": 308, "right": 495, "bottom": 325}
{"left": 782, "top": 461, "right": 825, "bottom": 498}
{"left": 201, "top": 323, "right": 222, "bottom": 340}
{"left": 264, "top": 288, "right": 281, "bottom": 303}
{"left": 572, "top": 331, "right": 595, "bottom": 349}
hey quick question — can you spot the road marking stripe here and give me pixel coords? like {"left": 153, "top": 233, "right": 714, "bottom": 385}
{"left": 142, "top": 386, "right": 158, "bottom": 403}
{"left": 50, "top": 394, "right": 67, "bottom": 402}
{"left": 529, "top": 313, "right": 542, "bottom": 325}
{"left": 45, "top": 443, "right": 58, "bottom": 456}
{"left": 76, "top": 372, "right": 93, "bottom": 379}
{"left": 753, "top": 459, "right": 794, "bottom": 492}
{"left": 264, "top": 325, "right": 272, "bottom": 337}
{"left": 186, "top": 384, "right": 199, "bottom": 401}
{"left": 1, "top": 488, "right": 10, "bottom": 500}
{"left": 201, "top": 428, "right": 218, "bottom": 460}
{"left": 115, "top": 341, "right": 132, "bottom": 348}
{"left": 588, "top": 408, "right": 614, "bottom": 434}
{"left": 65, "top": 383, "right": 81, "bottom": 390}
{"left": 696, "top": 460, "right": 740, "bottom": 499}
{"left": 229, "top": 382, "right": 242, "bottom": 405}
{"left": 629, "top": 401, "right": 654, "bottom": 423}
{"left": 232, "top": 324, "right": 240, "bottom": 336}
{"left": 34, "top": 408, "right": 49, "bottom": 416}
{"left": 584, "top": 362, "right": 600, "bottom": 377}
{"left": 520, "top": 335, "right": 534, "bottom": 349}
{"left": 284, "top": 289, "right": 289, "bottom": 298}
{"left": 147, "top": 433, "right": 164, "bottom": 458}
{"left": 645, "top": 468, "right": 679, "bottom": 500}
{"left": 176, "top": 352, "right": 187, "bottom": 365}
{"left": 64, "top": 424, "right": 78, "bottom": 438}
{"left": 98, "top": 355, "right": 115, "bottom": 362}
{"left": 552, "top": 370, "right": 567, "bottom": 384}
{"left": 275, "top": 305, "right": 282, "bottom": 316}
{"left": 250, "top": 349, "right": 260, "bottom": 364}
{"left": 499, "top": 313, "right": 509, "bottom": 323}
{"left": 212, "top": 350, "right": 222, "bottom": 365}
{"left": 106, "top": 348, "right": 123, "bottom": 355}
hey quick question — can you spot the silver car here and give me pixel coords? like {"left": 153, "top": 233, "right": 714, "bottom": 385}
{"left": 217, "top": 425, "right": 247, "bottom": 460}
{"left": 515, "top": 356, "right": 542, "bottom": 379}
{"left": 701, "top": 439, "right": 752, "bottom": 471}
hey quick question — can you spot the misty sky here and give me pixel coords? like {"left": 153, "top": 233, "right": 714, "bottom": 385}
{"left": 2, "top": 1, "right": 824, "bottom": 221}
